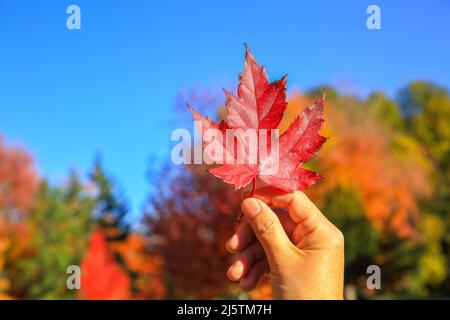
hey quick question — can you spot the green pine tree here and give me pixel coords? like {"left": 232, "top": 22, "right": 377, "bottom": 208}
{"left": 17, "top": 171, "right": 94, "bottom": 299}
{"left": 89, "top": 157, "right": 130, "bottom": 241}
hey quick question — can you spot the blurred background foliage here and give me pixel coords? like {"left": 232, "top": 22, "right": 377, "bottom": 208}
{"left": 0, "top": 80, "right": 449, "bottom": 299}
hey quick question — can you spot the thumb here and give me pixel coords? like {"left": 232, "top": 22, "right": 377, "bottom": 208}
{"left": 241, "top": 198, "right": 291, "bottom": 259}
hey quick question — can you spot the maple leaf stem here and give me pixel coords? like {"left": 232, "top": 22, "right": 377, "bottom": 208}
{"left": 250, "top": 177, "right": 257, "bottom": 197}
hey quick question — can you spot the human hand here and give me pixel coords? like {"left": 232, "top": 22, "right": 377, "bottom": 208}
{"left": 226, "top": 187, "right": 344, "bottom": 300}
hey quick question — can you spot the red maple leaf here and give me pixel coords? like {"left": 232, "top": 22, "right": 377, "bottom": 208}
{"left": 187, "top": 45, "right": 326, "bottom": 193}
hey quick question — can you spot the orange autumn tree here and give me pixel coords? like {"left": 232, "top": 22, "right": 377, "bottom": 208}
{"left": 0, "top": 136, "right": 38, "bottom": 219}
{"left": 81, "top": 225, "right": 166, "bottom": 300}
{"left": 0, "top": 238, "right": 11, "bottom": 300}
{"left": 110, "top": 233, "right": 166, "bottom": 299}
{"left": 280, "top": 92, "right": 431, "bottom": 237}
{"left": 79, "top": 228, "right": 130, "bottom": 300}
{"left": 0, "top": 136, "right": 38, "bottom": 299}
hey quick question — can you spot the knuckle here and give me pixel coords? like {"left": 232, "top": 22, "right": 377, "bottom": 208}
{"left": 329, "top": 227, "right": 345, "bottom": 248}
{"left": 317, "top": 220, "right": 345, "bottom": 249}
{"left": 258, "top": 217, "right": 278, "bottom": 236}
{"left": 292, "top": 191, "right": 306, "bottom": 205}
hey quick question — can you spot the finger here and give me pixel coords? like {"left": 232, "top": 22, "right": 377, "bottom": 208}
{"left": 251, "top": 187, "right": 326, "bottom": 233}
{"left": 252, "top": 187, "right": 344, "bottom": 249}
{"left": 226, "top": 222, "right": 255, "bottom": 253}
{"left": 226, "top": 210, "right": 296, "bottom": 253}
{"left": 240, "top": 198, "right": 292, "bottom": 259}
{"left": 239, "top": 259, "right": 269, "bottom": 291}
{"left": 226, "top": 241, "right": 265, "bottom": 281}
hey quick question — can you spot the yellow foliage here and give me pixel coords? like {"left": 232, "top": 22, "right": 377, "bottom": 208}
{"left": 0, "top": 231, "right": 11, "bottom": 299}
{"left": 416, "top": 214, "right": 447, "bottom": 286}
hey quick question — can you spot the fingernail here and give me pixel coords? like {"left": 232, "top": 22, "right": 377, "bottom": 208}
{"left": 227, "top": 260, "right": 244, "bottom": 281}
{"left": 241, "top": 198, "right": 261, "bottom": 219}
{"left": 227, "top": 234, "right": 238, "bottom": 250}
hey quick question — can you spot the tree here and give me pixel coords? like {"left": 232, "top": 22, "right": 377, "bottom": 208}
{"left": 79, "top": 228, "right": 130, "bottom": 299}
{"left": 366, "top": 92, "right": 403, "bottom": 130}
{"left": 87, "top": 158, "right": 166, "bottom": 299}
{"left": 281, "top": 93, "right": 432, "bottom": 237}
{"left": 0, "top": 136, "right": 38, "bottom": 299}
{"left": 322, "top": 186, "right": 379, "bottom": 265}
{"left": 146, "top": 87, "right": 437, "bottom": 299}
{"left": 278, "top": 91, "right": 438, "bottom": 298}
{"left": 398, "top": 81, "right": 448, "bottom": 118}
{"left": 89, "top": 157, "right": 130, "bottom": 240}
{"left": 0, "top": 237, "right": 11, "bottom": 299}
{"left": 399, "top": 82, "right": 450, "bottom": 212}
{"left": 13, "top": 172, "right": 94, "bottom": 299}
{"left": 397, "top": 81, "right": 450, "bottom": 295}
{"left": 144, "top": 164, "right": 241, "bottom": 299}
{"left": 0, "top": 136, "right": 38, "bottom": 220}
{"left": 109, "top": 233, "right": 166, "bottom": 299}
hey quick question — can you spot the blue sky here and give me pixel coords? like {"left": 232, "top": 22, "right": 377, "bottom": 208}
{"left": 0, "top": 0, "right": 449, "bottom": 218}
